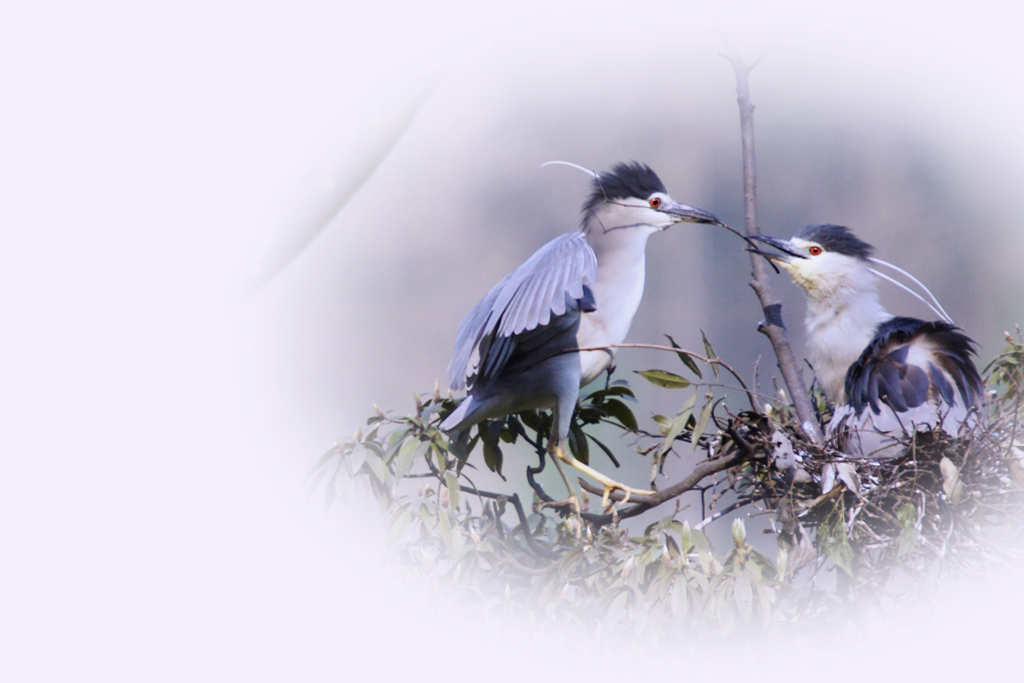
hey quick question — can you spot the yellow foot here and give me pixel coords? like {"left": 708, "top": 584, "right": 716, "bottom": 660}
{"left": 542, "top": 495, "right": 581, "bottom": 516}
{"left": 560, "top": 452, "right": 653, "bottom": 509}
{"left": 547, "top": 441, "right": 654, "bottom": 513}
{"left": 600, "top": 484, "right": 630, "bottom": 512}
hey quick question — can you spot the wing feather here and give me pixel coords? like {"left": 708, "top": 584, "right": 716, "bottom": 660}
{"left": 834, "top": 316, "right": 983, "bottom": 457}
{"left": 446, "top": 232, "right": 598, "bottom": 391}
{"left": 845, "top": 317, "right": 981, "bottom": 417}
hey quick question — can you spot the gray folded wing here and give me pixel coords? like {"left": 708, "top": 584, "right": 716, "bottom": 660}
{"left": 447, "top": 231, "right": 598, "bottom": 392}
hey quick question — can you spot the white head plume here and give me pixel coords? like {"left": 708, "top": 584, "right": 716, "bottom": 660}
{"left": 868, "top": 257, "right": 954, "bottom": 324}
{"left": 540, "top": 160, "right": 600, "bottom": 179}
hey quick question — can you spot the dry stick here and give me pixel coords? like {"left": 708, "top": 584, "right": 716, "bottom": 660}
{"left": 727, "top": 54, "right": 824, "bottom": 445}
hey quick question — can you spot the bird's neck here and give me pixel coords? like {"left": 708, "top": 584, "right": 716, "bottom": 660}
{"left": 586, "top": 229, "right": 652, "bottom": 342}
{"left": 804, "top": 280, "right": 891, "bottom": 404}
{"left": 576, "top": 226, "right": 655, "bottom": 383}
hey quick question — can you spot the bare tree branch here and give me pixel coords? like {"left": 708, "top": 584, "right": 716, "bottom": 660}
{"left": 725, "top": 53, "right": 824, "bottom": 445}
{"left": 577, "top": 448, "right": 749, "bottom": 526}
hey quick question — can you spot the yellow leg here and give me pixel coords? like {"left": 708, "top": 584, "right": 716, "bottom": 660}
{"left": 550, "top": 441, "right": 653, "bottom": 511}
{"left": 544, "top": 453, "right": 581, "bottom": 515}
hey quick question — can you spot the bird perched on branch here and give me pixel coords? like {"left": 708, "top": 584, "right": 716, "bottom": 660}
{"left": 749, "top": 224, "right": 983, "bottom": 459}
{"left": 440, "top": 161, "right": 720, "bottom": 507}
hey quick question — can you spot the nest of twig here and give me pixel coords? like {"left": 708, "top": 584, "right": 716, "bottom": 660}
{"left": 703, "top": 372, "right": 1024, "bottom": 599}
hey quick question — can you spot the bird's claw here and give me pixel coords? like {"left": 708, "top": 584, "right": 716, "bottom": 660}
{"left": 600, "top": 484, "right": 631, "bottom": 512}
{"left": 542, "top": 495, "right": 581, "bottom": 517}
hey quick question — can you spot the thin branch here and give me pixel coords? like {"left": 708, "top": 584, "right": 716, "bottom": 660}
{"left": 577, "top": 448, "right": 748, "bottom": 526}
{"left": 724, "top": 52, "right": 824, "bottom": 445}
{"left": 695, "top": 497, "right": 756, "bottom": 530}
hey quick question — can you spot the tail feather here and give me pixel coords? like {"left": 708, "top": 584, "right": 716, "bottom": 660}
{"left": 440, "top": 398, "right": 477, "bottom": 461}
{"left": 439, "top": 396, "right": 474, "bottom": 433}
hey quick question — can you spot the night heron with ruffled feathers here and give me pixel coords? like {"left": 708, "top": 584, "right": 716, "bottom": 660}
{"left": 439, "top": 161, "right": 720, "bottom": 509}
{"left": 749, "top": 224, "right": 983, "bottom": 459}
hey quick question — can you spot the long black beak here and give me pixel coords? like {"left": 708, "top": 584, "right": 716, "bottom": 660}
{"left": 662, "top": 201, "right": 721, "bottom": 225}
{"left": 746, "top": 234, "right": 806, "bottom": 262}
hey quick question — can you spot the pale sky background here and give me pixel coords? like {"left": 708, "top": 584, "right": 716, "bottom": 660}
{"left": 3, "top": 1, "right": 1024, "bottom": 680}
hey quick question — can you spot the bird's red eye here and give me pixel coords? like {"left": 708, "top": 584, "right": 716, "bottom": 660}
{"left": 808, "top": 246, "right": 823, "bottom": 256}
{"left": 649, "top": 197, "right": 661, "bottom": 208}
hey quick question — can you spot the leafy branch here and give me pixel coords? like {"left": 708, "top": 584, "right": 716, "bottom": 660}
{"left": 577, "top": 339, "right": 759, "bottom": 412}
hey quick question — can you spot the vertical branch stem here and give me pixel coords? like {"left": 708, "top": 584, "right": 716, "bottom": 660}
{"left": 727, "top": 55, "right": 824, "bottom": 445}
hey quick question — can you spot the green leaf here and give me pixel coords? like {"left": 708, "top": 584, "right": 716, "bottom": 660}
{"left": 483, "top": 441, "right": 503, "bottom": 475}
{"left": 311, "top": 444, "right": 343, "bottom": 475}
{"left": 437, "top": 507, "right": 454, "bottom": 556}
{"left": 588, "top": 435, "right": 620, "bottom": 468}
{"left": 665, "top": 334, "right": 703, "bottom": 379}
{"left": 601, "top": 398, "right": 639, "bottom": 431}
{"left": 701, "top": 329, "right": 720, "bottom": 379}
{"left": 479, "top": 422, "right": 504, "bottom": 475}
{"left": 518, "top": 409, "right": 545, "bottom": 435}
{"left": 364, "top": 446, "right": 391, "bottom": 487}
{"left": 444, "top": 471, "right": 461, "bottom": 510}
{"left": 896, "top": 502, "right": 919, "bottom": 559}
{"left": 306, "top": 460, "right": 331, "bottom": 495}
{"left": 383, "top": 426, "right": 411, "bottom": 462}
{"left": 733, "top": 575, "right": 753, "bottom": 621}
{"left": 386, "top": 506, "right": 414, "bottom": 552}
{"left": 392, "top": 437, "right": 421, "bottom": 480}
{"left": 347, "top": 442, "right": 368, "bottom": 475}
{"left": 569, "top": 420, "right": 590, "bottom": 465}
{"left": 498, "top": 423, "right": 518, "bottom": 444}
{"left": 331, "top": 462, "right": 351, "bottom": 508}
{"left": 660, "top": 392, "right": 697, "bottom": 456}
{"left": 363, "top": 423, "right": 382, "bottom": 443}
{"left": 585, "top": 384, "right": 636, "bottom": 401}
{"left": 416, "top": 501, "right": 434, "bottom": 529}
{"left": 651, "top": 414, "right": 671, "bottom": 434}
{"left": 691, "top": 395, "right": 715, "bottom": 446}
{"left": 817, "top": 499, "right": 854, "bottom": 575}
{"left": 636, "top": 369, "right": 691, "bottom": 389}
{"left": 670, "top": 579, "right": 689, "bottom": 616}
{"left": 575, "top": 405, "right": 603, "bottom": 425}
{"left": 697, "top": 547, "right": 713, "bottom": 575}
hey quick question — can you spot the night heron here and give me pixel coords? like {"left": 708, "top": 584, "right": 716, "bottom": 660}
{"left": 749, "top": 224, "right": 983, "bottom": 459}
{"left": 440, "top": 161, "right": 720, "bottom": 507}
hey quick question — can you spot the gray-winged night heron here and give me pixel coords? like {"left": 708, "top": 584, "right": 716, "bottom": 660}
{"left": 749, "top": 224, "right": 983, "bottom": 459}
{"left": 439, "top": 161, "right": 720, "bottom": 507}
